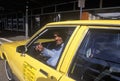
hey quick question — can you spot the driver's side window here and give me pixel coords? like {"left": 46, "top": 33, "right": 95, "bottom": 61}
{"left": 27, "top": 27, "right": 75, "bottom": 68}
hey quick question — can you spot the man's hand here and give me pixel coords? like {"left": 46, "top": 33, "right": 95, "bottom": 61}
{"left": 35, "top": 43, "right": 44, "bottom": 51}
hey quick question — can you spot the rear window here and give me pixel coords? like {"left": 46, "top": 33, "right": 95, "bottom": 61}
{"left": 69, "top": 29, "right": 120, "bottom": 81}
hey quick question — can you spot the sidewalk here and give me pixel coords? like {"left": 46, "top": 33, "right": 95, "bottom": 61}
{"left": 8, "top": 36, "right": 28, "bottom": 41}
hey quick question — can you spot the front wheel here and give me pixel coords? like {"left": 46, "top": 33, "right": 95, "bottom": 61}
{"left": 5, "top": 60, "right": 14, "bottom": 81}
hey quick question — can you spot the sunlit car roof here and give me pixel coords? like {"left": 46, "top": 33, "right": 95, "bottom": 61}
{"left": 47, "top": 20, "right": 120, "bottom": 26}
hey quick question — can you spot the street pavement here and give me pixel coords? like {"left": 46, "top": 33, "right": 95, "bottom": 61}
{"left": 0, "top": 30, "right": 28, "bottom": 81}
{"left": 0, "top": 60, "right": 8, "bottom": 81}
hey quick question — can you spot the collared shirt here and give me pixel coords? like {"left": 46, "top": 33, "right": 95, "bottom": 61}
{"left": 41, "top": 43, "right": 64, "bottom": 67}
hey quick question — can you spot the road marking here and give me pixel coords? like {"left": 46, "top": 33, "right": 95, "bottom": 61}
{"left": 0, "top": 38, "right": 13, "bottom": 42}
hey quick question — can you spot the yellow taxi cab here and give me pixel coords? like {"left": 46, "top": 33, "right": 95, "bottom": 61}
{"left": 0, "top": 20, "right": 120, "bottom": 81}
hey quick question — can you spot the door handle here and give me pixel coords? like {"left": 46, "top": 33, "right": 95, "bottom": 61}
{"left": 40, "top": 69, "right": 48, "bottom": 76}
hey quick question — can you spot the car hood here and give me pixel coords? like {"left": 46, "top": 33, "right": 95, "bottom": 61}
{"left": 0, "top": 39, "right": 28, "bottom": 59}
{"left": 1, "top": 40, "right": 28, "bottom": 48}
{"left": 1, "top": 39, "right": 54, "bottom": 48}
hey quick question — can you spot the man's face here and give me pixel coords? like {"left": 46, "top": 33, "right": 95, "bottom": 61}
{"left": 54, "top": 34, "right": 63, "bottom": 45}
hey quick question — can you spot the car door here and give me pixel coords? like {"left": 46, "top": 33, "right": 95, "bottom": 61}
{"left": 68, "top": 26, "right": 120, "bottom": 81}
{"left": 22, "top": 26, "right": 76, "bottom": 81}
{"left": 22, "top": 55, "right": 63, "bottom": 81}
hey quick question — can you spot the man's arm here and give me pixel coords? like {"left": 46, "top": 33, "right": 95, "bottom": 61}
{"left": 42, "top": 48, "right": 55, "bottom": 57}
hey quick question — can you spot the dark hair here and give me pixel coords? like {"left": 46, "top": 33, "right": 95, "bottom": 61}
{"left": 54, "top": 31, "right": 67, "bottom": 41}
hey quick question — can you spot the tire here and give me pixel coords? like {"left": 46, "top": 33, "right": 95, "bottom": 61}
{"left": 4, "top": 60, "right": 14, "bottom": 81}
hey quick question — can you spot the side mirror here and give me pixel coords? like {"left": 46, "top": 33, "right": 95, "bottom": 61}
{"left": 16, "top": 45, "right": 27, "bottom": 53}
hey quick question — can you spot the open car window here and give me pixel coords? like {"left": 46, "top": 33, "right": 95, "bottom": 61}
{"left": 27, "top": 27, "right": 75, "bottom": 68}
{"left": 69, "top": 28, "right": 120, "bottom": 81}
